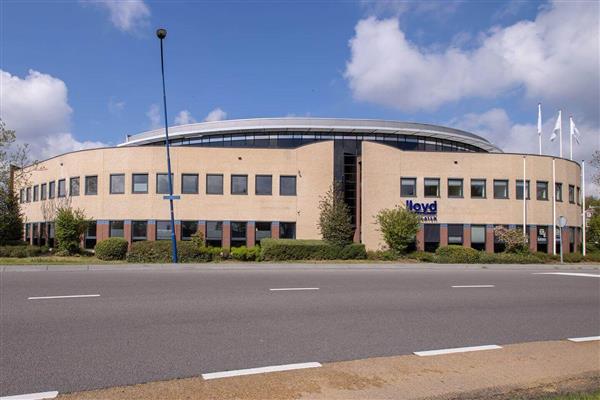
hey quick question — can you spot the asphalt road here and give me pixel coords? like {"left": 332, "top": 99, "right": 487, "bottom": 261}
{"left": 1, "top": 264, "right": 599, "bottom": 396}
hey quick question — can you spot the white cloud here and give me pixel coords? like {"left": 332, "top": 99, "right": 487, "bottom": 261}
{"left": 0, "top": 69, "right": 107, "bottom": 160}
{"left": 360, "top": 0, "right": 461, "bottom": 19}
{"left": 108, "top": 97, "right": 125, "bottom": 115}
{"left": 174, "top": 110, "right": 196, "bottom": 125}
{"left": 87, "top": 0, "right": 150, "bottom": 33}
{"left": 345, "top": 1, "right": 600, "bottom": 115}
{"left": 146, "top": 104, "right": 161, "bottom": 129}
{"left": 204, "top": 108, "right": 227, "bottom": 122}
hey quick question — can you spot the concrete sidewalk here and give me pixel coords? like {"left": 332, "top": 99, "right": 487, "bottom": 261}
{"left": 59, "top": 340, "right": 599, "bottom": 400}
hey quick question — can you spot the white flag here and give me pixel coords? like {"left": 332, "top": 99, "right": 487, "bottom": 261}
{"left": 537, "top": 103, "right": 542, "bottom": 136}
{"left": 550, "top": 110, "right": 561, "bottom": 142}
{"left": 571, "top": 118, "right": 582, "bottom": 145}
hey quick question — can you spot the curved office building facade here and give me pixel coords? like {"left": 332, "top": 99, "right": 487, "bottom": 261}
{"left": 18, "top": 118, "right": 583, "bottom": 253}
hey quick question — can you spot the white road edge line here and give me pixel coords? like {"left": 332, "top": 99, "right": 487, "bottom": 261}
{"left": 567, "top": 336, "right": 600, "bottom": 342}
{"left": 414, "top": 344, "right": 502, "bottom": 357}
{"left": 269, "top": 288, "right": 320, "bottom": 291}
{"left": 451, "top": 285, "right": 495, "bottom": 288}
{"left": 533, "top": 272, "right": 600, "bottom": 278}
{"left": 202, "top": 362, "right": 322, "bottom": 380}
{"left": 28, "top": 294, "right": 100, "bottom": 300}
{"left": 0, "top": 390, "right": 59, "bottom": 400}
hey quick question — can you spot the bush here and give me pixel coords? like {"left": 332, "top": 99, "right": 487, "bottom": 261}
{"left": 126, "top": 240, "right": 225, "bottom": 263}
{"left": 318, "top": 183, "right": 354, "bottom": 246}
{"left": 230, "top": 246, "right": 261, "bottom": 261}
{"left": 434, "top": 245, "right": 481, "bottom": 263}
{"left": 0, "top": 188, "right": 23, "bottom": 245}
{"left": 375, "top": 205, "right": 420, "bottom": 255}
{"left": 55, "top": 207, "right": 89, "bottom": 255}
{"left": 260, "top": 239, "right": 366, "bottom": 261}
{"left": 367, "top": 250, "right": 398, "bottom": 261}
{"left": 584, "top": 251, "right": 600, "bottom": 262}
{"left": 407, "top": 251, "right": 435, "bottom": 262}
{"left": 94, "top": 238, "right": 128, "bottom": 261}
{"left": 563, "top": 252, "right": 584, "bottom": 263}
{"left": 493, "top": 226, "right": 529, "bottom": 253}
{"left": 477, "top": 252, "right": 544, "bottom": 264}
{"left": 0, "top": 245, "right": 48, "bottom": 258}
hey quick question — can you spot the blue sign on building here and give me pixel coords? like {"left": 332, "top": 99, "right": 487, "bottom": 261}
{"left": 406, "top": 200, "right": 438, "bottom": 222}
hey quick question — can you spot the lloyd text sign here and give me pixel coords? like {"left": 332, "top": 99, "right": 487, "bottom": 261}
{"left": 406, "top": 200, "right": 438, "bottom": 222}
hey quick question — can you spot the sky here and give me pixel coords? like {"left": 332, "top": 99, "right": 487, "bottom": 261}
{"left": 1, "top": 0, "right": 599, "bottom": 192}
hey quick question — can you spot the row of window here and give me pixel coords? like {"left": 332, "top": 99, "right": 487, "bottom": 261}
{"left": 400, "top": 178, "right": 581, "bottom": 203}
{"left": 19, "top": 174, "right": 298, "bottom": 203}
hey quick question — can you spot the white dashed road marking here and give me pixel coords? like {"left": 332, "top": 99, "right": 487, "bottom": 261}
{"left": 533, "top": 272, "right": 600, "bottom": 278}
{"left": 452, "top": 285, "right": 495, "bottom": 288}
{"left": 269, "top": 288, "right": 320, "bottom": 291}
{"left": 0, "top": 391, "right": 59, "bottom": 400}
{"left": 567, "top": 336, "right": 600, "bottom": 342}
{"left": 202, "top": 362, "right": 322, "bottom": 380}
{"left": 28, "top": 294, "right": 100, "bottom": 300}
{"left": 414, "top": 345, "right": 502, "bottom": 357}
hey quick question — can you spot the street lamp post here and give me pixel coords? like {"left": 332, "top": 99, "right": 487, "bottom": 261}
{"left": 156, "top": 28, "right": 178, "bottom": 263}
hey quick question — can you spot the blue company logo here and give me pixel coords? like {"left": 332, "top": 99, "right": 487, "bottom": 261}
{"left": 406, "top": 200, "right": 438, "bottom": 222}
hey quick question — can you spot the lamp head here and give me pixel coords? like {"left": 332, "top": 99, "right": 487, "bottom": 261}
{"left": 156, "top": 28, "right": 167, "bottom": 39}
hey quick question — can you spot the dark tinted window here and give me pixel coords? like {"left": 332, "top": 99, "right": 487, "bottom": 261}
{"left": 255, "top": 175, "right": 272, "bottom": 195}
{"left": 400, "top": 178, "right": 416, "bottom": 197}
{"left": 132, "top": 174, "right": 148, "bottom": 193}
{"left": 40, "top": 183, "right": 47, "bottom": 200}
{"left": 448, "top": 224, "right": 463, "bottom": 244}
{"left": 470, "top": 179, "right": 486, "bottom": 198}
{"left": 255, "top": 222, "right": 271, "bottom": 245}
{"left": 280, "top": 222, "right": 296, "bottom": 239}
{"left": 280, "top": 176, "right": 296, "bottom": 196}
{"left": 231, "top": 175, "right": 248, "bottom": 195}
{"left": 58, "top": 179, "right": 66, "bottom": 197}
{"left": 448, "top": 179, "right": 463, "bottom": 198}
{"left": 110, "top": 220, "right": 124, "bottom": 237}
{"left": 156, "top": 174, "right": 173, "bottom": 194}
{"left": 206, "top": 174, "right": 223, "bottom": 194}
{"left": 516, "top": 180, "right": 530, "bottom": 200}
{"left": 493, "top": 180, "right": 509, "bottom": 199}
{"left": 70, "top": 177, "right": 80, "bottom": 196}
{"left": 536, "top": 181, "right": 548, "bottom": 200}
{"left": 569, "top": 185, "right": 575, "bottom": 203}
{"left": 555, "top": 183, "right": 563, "bottom": 202}
{"left": 181, "top": 221, "right": 198, "bottom": 240}
{"left": 110, "top": 174, "right": 125, "bottom": 194}
{"left": 424, "top": 178, "right": 439, "bottom": 197}
{"left": 49, "top": 181, "right": 56, "bottom": 198}
{"left": 156, "top": 220, "right": 172, "bottom": 240}
{"left": 85, "top": 176, "right": 97, "bottom": 195}
{"left": 181, "top": 174, "right": 199, "bottom": 194}
{"left": 206, "top": 221, "right": 222, "bottom": 247}
{"left": 33, "top": 185, "right": 39, "bottom": 201}
{"left": 231, "top": 221, "right": 247, "bottom": 247}
{"left": 132, "top": 221, "right": 147, "bottom": 241}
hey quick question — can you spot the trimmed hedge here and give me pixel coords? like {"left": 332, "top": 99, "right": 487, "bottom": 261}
{"left": 434, "top": 245, "right": 481, "bottom": 263}
{"left": 95, "top": 238, "right": 128, "bottom": 261}
{"left": 260, "top": 239, "right": 367, "bottom": 261}
{"left": 0, "top": 245, "right": 49, "bottom": 258}
{"left": 126, "top": 240, "right": 224, "bottom": 263}
{"left": 230, "top": 246, "right": 260, "bottom": 261}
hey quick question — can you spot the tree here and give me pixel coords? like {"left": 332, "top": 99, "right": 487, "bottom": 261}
{"left": 317, "top": 183, "right": 354, "bottom": 247}
{"left": 591, "top": 150, "right": 600, "bottom": 187}
{"left": 587, "top": 212, "right": 600, "bottom": 252}
{"left": 375, "top": 205, "right": 420, "bottom": 254}
{"left": 0, "top": 187, "right": 23, "bottom": 245}
{"left": 55, "top": 206, "right": 89, "bottom": 255}
{"left": 493, "top": 226, "right": 528, "bottom": 253}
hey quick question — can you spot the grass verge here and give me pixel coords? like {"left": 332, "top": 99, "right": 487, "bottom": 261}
{"left": 0, "top": 256, "right": 125, "bottom": 265}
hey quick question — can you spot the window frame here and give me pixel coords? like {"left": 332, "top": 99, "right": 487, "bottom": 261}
{"left": 69, "top": 176, "right": 80, "bottom": 197}
{"left": 536, "top": 180, "right": 549, "bottom": 201}
{"left": 279, "top": 175, "right": 297, "bottom": 196}
{"left": 156, "top": 220, "right": 172, "bottom": 241}
{"left": 206, "top": 174, "right": 224, "bottom": 195}
{"left": 85, "top": 175, "right": 98, "bottom": 196}
{"left": 131, "top": 220, "right": 148, "bottom": 242}
{"left": 109, "top": 174, "right": 125, "bottom": 194}
{"left": 57, "top": 179, "right": 66, "bottom": 198}
{"left": 33, "top": 185, "right": 39, "bottom": 202}
{"left": 48, "top": 181, "right": 56, "bottom": 199}
{"left": 132, "top": 173, "right": 149, "bottom": 194}
{"left": 40, "top": 183, "right": 47, "bottom": 200}
{"left": 156, "top": 173, "right": 173, "bottom": 195}
{"left": 493, "top": 179, "right": 509, "bottom": 199}
{"left": 423, "top": 178, "right": 440, "bottom": 198}
{"left": 516, "top": 179, "right": 531, "bottom": 200}
{"left": 470, "top": 178, "right": 486, "bottom": 199}
{"left": 569, "top": 184, "right": 575, "bottom": 203}
{"left": 447, "top": 178, "right": 464, "bottom": 198}
{"left": 181, "top": 173, "right": 199, "bottom": 194}
{"left": 400, "top": 177, "right": 417, "bottom": 197}
{"left": 231, "top": 174, "right": 248, "bottom": 195}
{"left": 109, "top": 220, "right": 125, "bottom": 238}
{"left": 255, "top": 174, "right": 272, "bottom": 195}
{"left": 555, "top": 182, "right": 563, "bottom": 202}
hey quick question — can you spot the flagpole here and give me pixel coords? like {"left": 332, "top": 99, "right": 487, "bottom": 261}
{"left": 559, "top": 110, "right": 563, "bottom": 158}
{"left": 569, "top": 115, "right": 573, "bottom": 160}
{"left": 582, "top": 161, "right": 586, "bottom": 256}
{"left": 538, "top": 103, "right": 542, "bottom": 155}
{"left": 523, "top": 156, "right": 526, "bottom": 236}
{"left": 552, "top": 158, "right": 556, "bottom": 255}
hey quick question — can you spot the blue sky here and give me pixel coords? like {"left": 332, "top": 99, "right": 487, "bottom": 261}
{"left": 1, "top": 0, "right": 598, "bottom": 191}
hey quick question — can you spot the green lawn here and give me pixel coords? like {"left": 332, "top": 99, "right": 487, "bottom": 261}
{"left": 0, "top": 256, "right": 125, "bottom": 265}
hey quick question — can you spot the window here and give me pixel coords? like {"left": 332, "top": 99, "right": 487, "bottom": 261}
{"left": 132, "top": 221, "right": 147, "bottom": 241}
{"left": 400, "top": 178, "right": 416, "bottom": 197}
{"left": 448, "top": 224, "right": 463, "bottom": 244}
{"left": 424, "top": 224, "right": 440, "bottom": 252}
{"left": 132, "top": 174, "right": 148, "bottom": 194}
{"left": 555, "top": 182, "right": 563, "bottom": 202}
{"left": 231, "top": 175, "right": 248, "bottom": 195}
{"left": 49, "top": 181, "right": 56, "bottom": 199}
{"left": 577, "top": 187, "right": 581, "bottom": 205}
{"left": 206, "top": 221, "right": 223, "bottom": 247}
{"left": 424, "top": 178, "right": 440, "bottom": 198}
{"left": 156, "top": 221, "right": 172, "bottom": 240}
{"left": 569, "top": 185, "right": 575, "bottom": 203}
{"left": 516, "top": 180, "right": 530, "bottom": 200}
{"left": 85, "top": 221, "right": 97, "bottom": 249}
{"left": 447, "top": 179, "right": 463, "bottom": 198}
{"left": 85, "top": 176, "right": 98, "bottom": 195}
{"left": 110, "top": 174, "right": 125, "bottom": 194}
{"left": 26, "top": 187, "right": 31, "bottom": 202}
{"left": 280, "top": 175, "right": 297, "bottom": 196}
{"left": 231, "top": 221, "right": 247, "bottom": 247}
{"left": 110, "top": 221, "right": 124, "bottom": 238}
{"left": 19, "top": 189, "right": 24, "bottom": 203}
{"left": 181, "top": 221, "right": 198, "bottom": 240}
{"left": 40, "top": 183, "right": 47, "bottom": 200}
{"left": 156, "top": 173, "right": 173, "bottom": 194}
{"left": 33, "top": 185, "right": 39, "bottom": 202}
{"left": 470, "top": 179, "right": 486, "bottom": 198}
{"left": 206, "top": 174, "right": 223, "bottom": 194}
{"left": 280, "top": 222, "right": 296, "bottom": 239}
{"left": 255, "top": 222, "right": 272, "bottom": 245}
{"left": 493, "top": 180, "right": 509, "bottom": 199}
{"left": 536, "top": 181, "right": 548, "bottom": 200}
{"left": 58, "top": 179, "right": 66, "bottom": 197}
{"left": 255, "top": 175, "right": 272, "bottom": 195}
{"left": 70, "top": 177, "right": 80, "bottom": 196}
{"left": 181, "top": 174, "right": 199, "bottom": 194}
{"left": 471, "top": 225, "right": 486, "bottom": 251}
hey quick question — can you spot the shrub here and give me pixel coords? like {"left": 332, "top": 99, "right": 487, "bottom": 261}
{"left": 563, "top": 252, "right": 584, "bottom": 263}
{"left": 407, "top": 251, "right": 435, "bottom": 262}
{"left": 367, "top": 250, "right": 397, "bottom": 261}
{"left": 0, "top": 188, "right": 23, "bottom": 245}
{"left": 55, "top": 207, "right": 89, "bottom": 255}
{"left": 191, "top": 231, "right": 205, "bottom": 249}
{"left": 584, "top": 251, "right": 600, "bottom": 262}
{"left": 434, "top": 245, "right": 480, "bottom": 263}
{"left": 260, "top": 239, "right": 366, "bottom": 261}
{"left": 375, "top": 205, "right": 420, "bottom": 255}
{"left": 0, "top": 245, "right": 48, "bottom": 258}
{"left": 318, "top": 183, "right": 354, "bottom": 246}
{"left": 230, "top": 246, "right": 261, "bottom": 261}
{"left": 126, "top": 240, "right": 224, "bottom": 263}
{"left": 94, "top": 238, "right": 128, "bottom": 261}
{"left": 493, "top": 226, "right": 528, "bottom": 253}
{"left": 477, "top": 252, "right": 544, "bottom": 264}
{"left": 587, "top": 212, "right": 600, "bottom": 251}
{"left": 199, "top": 246, "right": 226, "bottom": 262}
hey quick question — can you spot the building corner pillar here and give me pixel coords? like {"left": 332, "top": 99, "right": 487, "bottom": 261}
{"left": 529, "top": 225, "right": 537, "bottom": 253}
{"left": 247, "top": 221, "right": 256, "bottom": 247}
{"left": 440, "top": 224, "right": 448, "bottom": 247}
{"left": 222, "top": 221, "right": 231, "bottom": 249}
{"left": 416, "top": 224, "right": 424, "bottom": 251}
{"left": 485, "top": 225, "right": 494, "bottom": 253}
{"left": 463, "top": 224, "right": 471, "bottom": 249}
